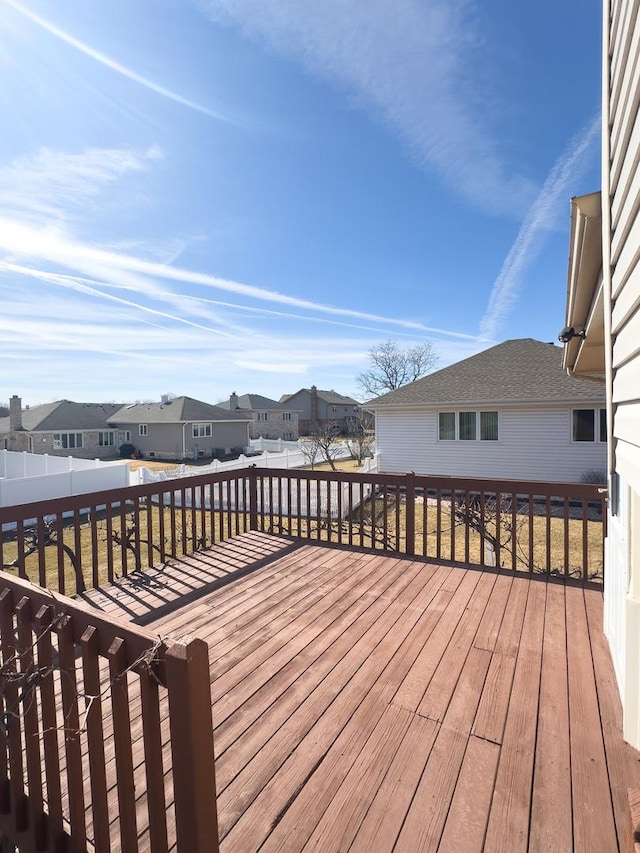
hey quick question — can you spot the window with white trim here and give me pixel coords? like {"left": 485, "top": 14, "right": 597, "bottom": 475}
{"left": 139, "top": 424, "right": 148, "bottom": 437}
{"left": 53, "top": 432, "right": 83, "bottom": 449}
{"left": 282, "top": 412, "right": 293, "bottom": 421}
{"left": 572, "top": 408, "right": 607, "bottom": 442}
{"left": 257, "top": 412, "right": 268, "bottom": 422}
{"left": 192, "top": 423, "right": 212, "bottom": 438}
{"left": 438, "top": 411, "right": 499, "bottom": 442}
{"left": 99, "top": 431, "right": 116, "bottom": 447}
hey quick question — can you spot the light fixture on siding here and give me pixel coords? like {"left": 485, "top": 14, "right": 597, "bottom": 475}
{"left": 558, "top": 326, "right": 586, "bottom": 343}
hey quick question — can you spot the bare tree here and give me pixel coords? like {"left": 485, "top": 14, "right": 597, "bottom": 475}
{"left": 356, "top": 340, "right": 438, "bottom": 398}
{"left": 299, "top": 433, "right": 322, "bottom": 469}
{"left": 315, "top": 422, "right": 342, "bottom": 471}
{"left": 345, "top": 416, "right": 374, "bottom": 465}
{"left": 300, "top": 422, "right": 342, "bottom": 470}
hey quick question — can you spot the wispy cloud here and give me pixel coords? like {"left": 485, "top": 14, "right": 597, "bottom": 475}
{"left": 4, "top": 0, "right": 234, "bottom": 122}
{"left": 199, "top": 0, "right": 536, "bottom": 215}
{"left": 479, "top": 115, "right": 600, "bottom": 340}
{"left": 0, "top": 141, "right": 482, "bottom": 401}
{"left": 0, "top": 145, "right": 162, "bottom": 226}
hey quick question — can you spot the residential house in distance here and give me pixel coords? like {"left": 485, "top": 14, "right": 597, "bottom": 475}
{"left": 279, "top": 386, "right": 362, "bottom": 435}
{"left": 0, "top": 395, "right": 123, "bottom": 459}
{"left": 216, "top": 393, "right": 299, "bottom": 441}
{"left": 108, "top": 396, "right": 251, "bottom": 460}
{"left": 560, "top": 0, "right": 640, "bottom": 751}
{"left": 367, "top": 339, "right": 607, "bottom": 483}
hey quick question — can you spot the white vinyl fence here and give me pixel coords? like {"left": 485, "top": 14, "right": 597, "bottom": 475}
{"left": 136, "top": 448, "right": 379, "bottom": 521}
{"left": 0, "top": 450, "right": 130, "bottom": 508}
{"left": 148, "top": 476, "right": 374, "bottom": 521}
{"left": 133, "top": 442, "right": 355, "bottom": 486}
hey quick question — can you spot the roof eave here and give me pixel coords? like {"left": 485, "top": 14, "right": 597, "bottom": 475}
{"left": 562, "top": 192, "right": 606, "bottom": 380}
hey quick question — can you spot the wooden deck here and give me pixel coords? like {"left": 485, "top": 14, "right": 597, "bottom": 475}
{"left": 81, "top": 531, "right": 640, "bottom": 852}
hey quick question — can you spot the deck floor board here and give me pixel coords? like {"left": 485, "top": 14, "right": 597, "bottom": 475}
{"left": 72, "top": 531, "right": 640, "bottom": 852}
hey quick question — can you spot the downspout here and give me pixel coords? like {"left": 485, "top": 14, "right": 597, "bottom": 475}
{"left": 182, "top": 422, "right": 187, "bottom": 460}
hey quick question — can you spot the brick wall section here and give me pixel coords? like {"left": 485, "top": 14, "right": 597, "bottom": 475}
{"left": 0, "top": 430, "right": 117, "bottom": 459}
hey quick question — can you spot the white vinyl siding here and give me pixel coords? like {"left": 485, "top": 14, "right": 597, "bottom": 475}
{"left": 603, "top": 0, "right": 640, "bottom": 746}
{"left": 609, "top": 0, "right": 640, "bottom": 493}
{"left": 375, "top": 406, "right": 606, "bottom": 482}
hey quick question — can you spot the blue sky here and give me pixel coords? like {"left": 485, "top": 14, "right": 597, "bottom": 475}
{"left": 0, "top": 0, "right": 601, "bottom": 405}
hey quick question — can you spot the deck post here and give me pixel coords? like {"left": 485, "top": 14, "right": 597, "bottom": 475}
{"left": 405, "top": 472, "right": 415, "bottom": 556}
{"left": 165, "top": 638, "right": 219, "bottom": 853}
{"left": 248, "top": 468, "right": 259, "bottom": 530}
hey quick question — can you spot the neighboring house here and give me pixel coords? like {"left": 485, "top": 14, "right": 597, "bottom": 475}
{"left": 367, "top": 339, "right": 607, "bottom": 483}
{"left": 108, "top": 396, "right": 251, "bottom": 460}
{"left": 0, "top": 396, "right": 123, "bottom": 460}
{"left": 279, "top": 386, "right": 362, "bottom": 435}
{"left": 561, "top": 0, "right": 640, "bottom": 751}
{"left": 216, "top": 393, "right": 299, "bottom": 441}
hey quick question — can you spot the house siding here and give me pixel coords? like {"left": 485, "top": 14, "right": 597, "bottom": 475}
{"left": 375, "top": 407, "right": 607, "bottom": 482}
{"left": 115, "top": 421, "right": 249, "bottom": 460}
{"left": 248, "top": 412, "right": 299, "bottom": 441}
{"left": 604, "top": 0, "right": 640, "bottom": 747}
{"left": 0, "top": 430, "right": 117, "bottom": 460}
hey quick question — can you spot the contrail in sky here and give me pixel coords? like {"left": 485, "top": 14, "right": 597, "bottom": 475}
{"left": 479, "top": 114, "right": 600, "bottom": 339}
{"left": 4, "top": 0, "right": 232, "bottom": 122}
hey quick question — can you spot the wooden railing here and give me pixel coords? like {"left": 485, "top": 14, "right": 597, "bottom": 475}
{"left": 0, "top": 573, "right": 218, "bottom": 852}
{"left": 0, "top": 468, "right": 607, "bottom": 592}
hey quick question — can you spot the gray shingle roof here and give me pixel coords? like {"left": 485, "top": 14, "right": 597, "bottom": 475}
{"left": 216, "top": 394, "right": 289, "bottom": 411}
{"left": 109, "top": 397, "right": 250, "bottom": 424}
{"left": 367, "top": 339, "right": 605, "bottom": 407}
{"left": 280, "top": 388, "right": 360, "bottom": 406}
{"left": 0, "top": 401, "right": 124, "bottom": 432}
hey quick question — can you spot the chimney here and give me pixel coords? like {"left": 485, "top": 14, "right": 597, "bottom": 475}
{"left": 230, "top": 392, "right": 239, "bottom": 409}
{"left": 310, "top": 385, "right": 318, "bottom": 423}
{"left": 9, "top": 395, "right": 23, "bottom": 431}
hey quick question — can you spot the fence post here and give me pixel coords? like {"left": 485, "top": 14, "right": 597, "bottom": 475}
{"left": 165, "top": 639, "right": 219, "bottom": 853}
{"left": 405, "top": 472, "right": 415, "bottom": 556}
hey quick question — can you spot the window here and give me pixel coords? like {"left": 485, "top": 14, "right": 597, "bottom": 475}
{"left": 139, "top": 424, "right": 148, "bottom": 437}
{"left": 572, "top": 408, "right": 606, "bottom": 442}
{"left": 459, "top": 411, "right": 476, "bottom": 441}
{"left": 332, "top": 406, "right": 338, "bottom": 413}
{"left": 53, "top": 432, "right": 83, "bottom": 449}
{"left": 99, "top": 431, "right": 115, "bottom": 447}
{"left": 192, "top": 423, "right": 212, "bottom": 438}
{"left": 283, "top": 412, "right": 292, "bottom": 421}
{"left": 284, "top": 431, "right": 294, "bottom": 440}
{"left": 480, "top": 411, "right": 499, "bottom": 441}
{"left": 438, "top": 412, "right": 456, "bottom": 441}
{"left": 118, "top": 430, "right": 131, "bottom": 443}
{"left": 438, "top": 411, "right": 499, "bottom": 441}
{"left": 257, "top": 412, "right": 268, "bottom": 422}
